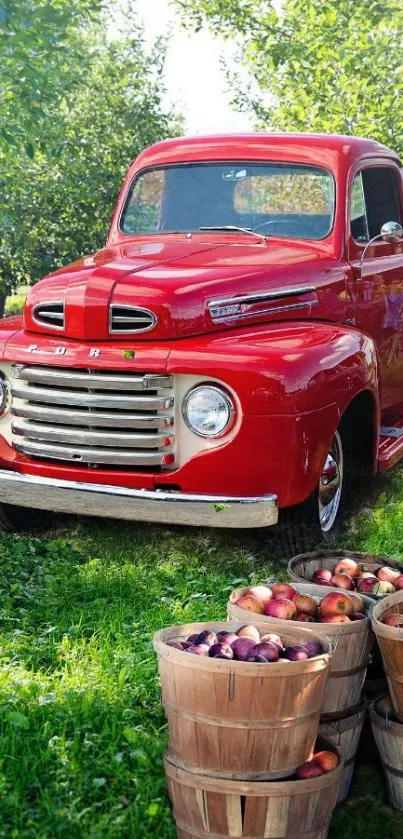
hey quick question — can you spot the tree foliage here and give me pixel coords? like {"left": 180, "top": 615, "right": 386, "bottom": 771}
{"left": 177, "top": 0, "right": 403, "bottom": 149}
{"left": 0, "top": 3, "right": 180, "bottom": 313}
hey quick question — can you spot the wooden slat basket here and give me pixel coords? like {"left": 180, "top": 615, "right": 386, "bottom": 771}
{"left": 228, "top": 583, "right": 373, "bottom": 717}
{"left": 370, "top": 695, "right": 403, "bottom": 811}
{"left": 319, "top": 699, "right": 367, "bottom": 802}
{"left": 371, "top": 590, "right": 403, "bottom": 721}
{"left": 153, "top": 621, "right": 333, "bottom": 780}
{"left": 287, "top": 549, "right": 403, "bottom": 591}
{"left": 164, "top": 738, "right": 343, "bottom": 839}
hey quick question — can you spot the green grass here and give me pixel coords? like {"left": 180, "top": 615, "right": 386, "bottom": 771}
{"left": 0, "top": 468, "right": 403, "bottom": 836}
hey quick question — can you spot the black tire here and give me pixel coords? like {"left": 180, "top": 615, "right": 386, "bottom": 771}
{"left": 0, "top": 503, "right": 53, "bottom": 533}
{"left": 274, "top": 420, "right": 354, "bottom": 558}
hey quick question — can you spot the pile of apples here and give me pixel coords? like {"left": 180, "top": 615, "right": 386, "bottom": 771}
{"left": 234, "top": 582, "right": 366, "bottom": 624}
{"left": 310, "top": 557, "right": 403, "bottom": 596}
{"left": 167, "top": 625, "right": 324, "bottom": 662}
{"left": 295, "top": 749, "right": 339, "bottom": 780}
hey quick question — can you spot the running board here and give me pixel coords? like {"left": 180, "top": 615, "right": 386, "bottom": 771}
{"left": 379, "top": 424, "right": 403, "bottom": 470}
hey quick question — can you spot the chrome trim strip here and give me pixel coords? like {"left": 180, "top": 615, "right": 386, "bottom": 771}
{"left": 11, "top": 384, "right": 173, "bottom": 411}
{"left": 109, "top": 304, "right": 157, "bottom": 335}
{"left": 210, "top": 300, "right": 317, "bottom": 323}
{"left": 14, "top": 440, "right": 169, "bottom": 466}
{"left": 0, "top": 470, "right": 278, "bottom": 528}
{"left": 12, "top": 420, "right": 174, "bottom": 449}
{"left": 11, "top": 403, "right": 173, "bottom": 429}
{"left": 208, "top": 285, "right": 317, "bottom": 309}
{"left": 32, "top": 300, "right": 65, "bottom": 331}
{"left": 12, "top": 365, "right": 172, "bottom": 391}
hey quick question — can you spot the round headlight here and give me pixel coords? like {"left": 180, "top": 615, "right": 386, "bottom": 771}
{"left": 183, "top": 385, "right": 235, "bottom": 438}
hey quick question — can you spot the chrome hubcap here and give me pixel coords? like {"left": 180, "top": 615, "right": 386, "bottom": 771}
{"left": 318, "top": 431, "right": 343, "bottom": 533}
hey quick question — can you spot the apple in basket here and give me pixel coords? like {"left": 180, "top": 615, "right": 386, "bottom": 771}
{"left": 237, "top": 624, "right": 260, "bottom": 643}
{"left": 357, "top": 575, "right": 379, "bottom": 594}
{"left": 312, "top": 569, "right": 333, "bottom": 585}
{"left": 330, "top": 573, "right": 355, "bottom": 590}
{"left": 394, "top": 576, "right": 403, "bottom": 590}
{"left": 377, "top": 566, "right": 401, "bottom": 584}
{"left": 244, "top": 585, "right": 273, "bottom": 605}
{"left": 334, "top": 558, "right": 360, "bottom": 578}
{"left": 296, "top": 750, "right": 339, "bottom": 779}
{"left": 270, "top": 582, "right": 298, "bottom": 601}
{"left": 383, "top": 613, "right": 403, "bottom": 627}
{"left": 234, "top": 594, "right": 265, "bottom": 614}
{"left": 264, "top": 598, "right": 297, "bottom": 620}
{"left": 320, "top": 615, "right": 351, "bottom": 624}
{"left": 319, "top": 592, "right": 354, "bottom": 618}
{"left": 293, "top": 594, "right": 318, "bottom": 617}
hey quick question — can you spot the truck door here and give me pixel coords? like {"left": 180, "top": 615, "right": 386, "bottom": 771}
{"left": 348, "top": 161, "right": 403, "bottom": 412}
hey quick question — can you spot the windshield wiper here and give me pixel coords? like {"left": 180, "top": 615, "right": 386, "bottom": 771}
{"left": 199, "top": 225, "right": 268, "bottom": 242}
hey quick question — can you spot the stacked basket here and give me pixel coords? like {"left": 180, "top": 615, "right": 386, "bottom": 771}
{"left": 154, "top": 620, "right": 342, "bottom": 839}
{"left": 227, "top": 550, "right": 388, "bottom": 802}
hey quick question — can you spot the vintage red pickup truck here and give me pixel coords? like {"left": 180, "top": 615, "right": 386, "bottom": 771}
{"left": 0, "top": 132, "right": 402, "bottom": 553}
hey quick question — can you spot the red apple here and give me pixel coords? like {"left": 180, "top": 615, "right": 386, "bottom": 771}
{"left": 383, "top": 613, "right": 403, "bottom": 627}
{"left": 320, "top": 615, "right": 351, "bottom": 624}
{"left": 334, "top": 558, "right": 359, "bottom": 578}
{"left": 237, "top": 625, "right": 261, "bottom": 644}
{"left": 294, "top": 594, "right": 318, "bottom": 617}
{"left": 270, "top": 582, "right": 297, "bottom": 601}
{"left": 357, "top": 575, "right": 379, "bottom": 593}
{"left": 245, "top": 585, "right": 273, "bottom": 605}
{"left": 330, "top": 573, "right": 355, "bottom": 590}
{"left": 312, "top": 569, "right": 332, "bottom": 584}
{"left": 264, "top": 598, "right": 297, "bottom": 620}
{"left": 314, "top": 750, "right": 339, "bottom": 772}
{"left": 319, "top": 591, "right": 354, "bottom": 617}
{"left": 296, "top": 612, "right": 315, "bottom": 622}
{"left": 350, "top": 612, "right": 366, "bottom": 621}
{"left": 394, "top": 576, "right": 403, "bottom": 590}
{"left": 235, "top": 594, "right": 264, "bottom": 614}
{"left": 376, "top": 566, "right": 401, "bottom": 584}
{"left": 348, "top": 592, "right": 365, "bottom": 613}
{"left": 295, "top": 759, "right": 325, "bottom": 780}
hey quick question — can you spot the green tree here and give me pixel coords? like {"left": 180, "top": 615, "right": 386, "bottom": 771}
{"left": 176, "top": 0, "right": 403, "bottom": 148}
{"left": 0, "top": 5, "right": 181, "bottom": 315}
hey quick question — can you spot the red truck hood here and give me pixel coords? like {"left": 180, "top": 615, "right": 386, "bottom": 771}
{"left": 23, "top": 236, "right": 345, "bottom": 341}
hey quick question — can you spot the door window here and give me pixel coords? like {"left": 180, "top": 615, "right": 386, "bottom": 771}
{"left": 350, "top": 167, "right": 401, "bottom": 243}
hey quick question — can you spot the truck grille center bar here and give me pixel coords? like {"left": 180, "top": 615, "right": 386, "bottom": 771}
{"left": 11, "top": 365, "right": 175, "bottom": 468}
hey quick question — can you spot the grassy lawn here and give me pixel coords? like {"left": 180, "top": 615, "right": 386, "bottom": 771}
{"left": 0, "top": 470, "right": 402, "bottom": 836}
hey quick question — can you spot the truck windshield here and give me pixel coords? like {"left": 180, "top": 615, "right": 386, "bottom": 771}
{"left": 120, "top": 162, "right": 335, "bottom": 241}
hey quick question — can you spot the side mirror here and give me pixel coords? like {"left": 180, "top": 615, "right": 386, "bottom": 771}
{"left": 359, "top": 221, "right": 403, "bottom": 280}
{"left": 380, "top": 221, "right": 403, "bottom": 243}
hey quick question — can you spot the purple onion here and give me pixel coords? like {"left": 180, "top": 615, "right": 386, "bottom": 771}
{"left": 187, "top": 633, "right": 199, "bottom": 644}
{"left": 283, "top": 645, "right": 310, "bottom": 661}
{"left": 193, "top": 630, "right": 217, "bottom": 647}
{"left": 249, "top": 654, "right": 268, "bottom": 663}
{"left": 301, "top": 640, "right": 323, "bottom": 659}
{"left": 252, "top": 642, "right": 280, "bottom": 662}
{"left": 216, "top": 631, "right": 238, "bottom": 645}
{"left": 231, "top": 637, "right": 256, "bottom": 660}
{"left": 209, "top": 643, "right": 233, "bottom": 659}
{"left": 185, "top": 645, "right": 209, "bottom": 656}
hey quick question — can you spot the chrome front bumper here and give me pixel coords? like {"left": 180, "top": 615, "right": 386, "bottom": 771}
{"left": 0, "top": 471, "right": 278, "bottom": 529}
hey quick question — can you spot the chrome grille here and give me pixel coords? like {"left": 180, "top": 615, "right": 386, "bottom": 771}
{"left": 32, "top": 301, "right": 65, "bottom": 331}
{"left": 109, "top": 305, "right": 156, "bottom": 334}
{"left": 11, "top": 364, "right": 175, "bottom": 468}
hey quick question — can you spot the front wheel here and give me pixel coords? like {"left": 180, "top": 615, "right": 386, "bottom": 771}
{"left": 275, "top": 426, "right": 351, "bottom": 557}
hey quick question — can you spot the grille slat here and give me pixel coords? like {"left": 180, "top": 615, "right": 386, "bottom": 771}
{"left": 12, "top": 403, "right": 173, "bottom": 429}
{"left": 11, "top": 365, "right": 175, "bottom": 469}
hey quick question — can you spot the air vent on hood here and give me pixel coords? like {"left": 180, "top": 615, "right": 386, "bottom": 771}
{"left": 109, "top": 305, "right": 157, "bottom": 334}
{"left": 32, "top": 300, "right": 65, "bottom": 331}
